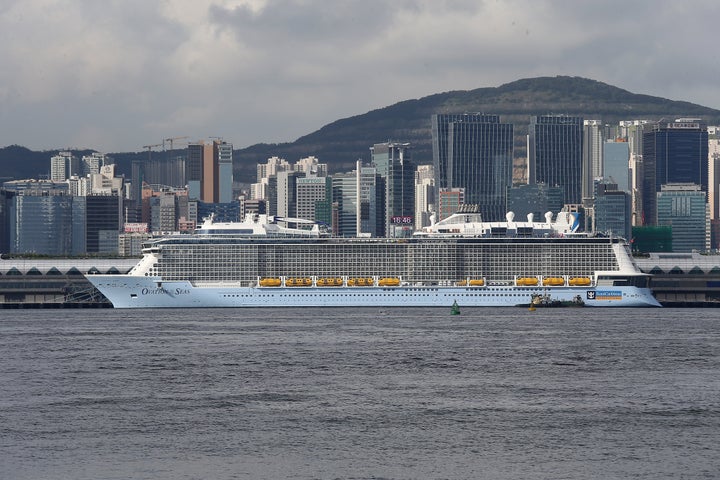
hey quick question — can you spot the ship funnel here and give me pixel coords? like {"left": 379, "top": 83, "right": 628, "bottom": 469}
{"left": 544, "top": 211, "right": 553, "bottom": 224}
{"left": 506, "top": 211, "right": 514, "bottom": 223}
{"left": 527, "top": 213, "right": 534, "bottom": 223}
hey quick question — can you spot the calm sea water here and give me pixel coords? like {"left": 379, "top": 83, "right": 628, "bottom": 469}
{"left": 1, "top": 307, "right": 719, "bottom": 480}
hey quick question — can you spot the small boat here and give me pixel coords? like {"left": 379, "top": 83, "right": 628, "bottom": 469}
{"left": 542, "top": 277, "right": 565, "bottom": 286}
{"left": 378, "top": 277, "right": 400, "bottom": 287}
{"left": 516, "top": 277, "right": 539, "bottom": 286}
{"left": 569, "top": 277, "right": 592, "bottom": 286}
{"left": 451, "top": 300, "right": 461, "bottom": 315}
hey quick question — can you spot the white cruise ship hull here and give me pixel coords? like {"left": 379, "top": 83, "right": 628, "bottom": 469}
{"left": 86, "top": 275, "right": 661, "bottom": 308}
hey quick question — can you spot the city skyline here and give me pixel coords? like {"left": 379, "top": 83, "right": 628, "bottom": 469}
{"left": 1, "top": 1, "right": 719, "bottom": 153}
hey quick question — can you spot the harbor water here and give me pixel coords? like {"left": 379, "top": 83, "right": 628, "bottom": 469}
{"left": 1, "top": 307, "right": 719, "bottom": 479}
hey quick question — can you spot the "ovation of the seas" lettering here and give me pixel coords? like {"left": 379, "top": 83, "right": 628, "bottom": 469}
{"left": 141, "top": 287, "right": 190, "bottom": 295}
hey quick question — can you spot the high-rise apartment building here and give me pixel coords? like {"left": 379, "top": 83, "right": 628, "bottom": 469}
{"left": 641, "top": 119, "right": 708, "bottom": 225}
{"left": 528, "top": 115, "right": 584, "bottom": 206}
{"left": 50, "top": 151, "right": 79, "bottom": 181}
{"left": 415, "top": 165, "right": 434, "bottom": 230}
{"left": 81, "top": 152, "right": 111, "bottom": 177}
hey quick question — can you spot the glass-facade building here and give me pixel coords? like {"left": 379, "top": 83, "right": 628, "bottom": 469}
{"left": 593, "top": 181, "right": 631, "bottom": 240}
{"left": 603, "top": 141, "right": 630, "bottom": 192}
{"left": 506, "top": 183, "right": 564, "bottom": 222}
{"left": 431, "top": 114, "right": 513, "bottom": 222}
{"left": 642, "top": 120, "right": 708, "bottom": 225}
{"left": 371, "top": 142, "right": 415, "bottom": 235}
{"left": 528, "top": 115, "right": 584, "bottom": 206}
{"left": 86, "top": 195, "right": 122, "bottom": 254}
{"left": 656, "top": 184, "right": 708, "bottom": 252}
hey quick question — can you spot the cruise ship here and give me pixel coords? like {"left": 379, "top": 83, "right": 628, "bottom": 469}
{"left": 85, "top": 210, "right": 661, "bottom": 308}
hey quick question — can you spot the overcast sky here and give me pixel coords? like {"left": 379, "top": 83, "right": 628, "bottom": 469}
{"left": 1, "top": 0, "right": 718, "bottom": 153}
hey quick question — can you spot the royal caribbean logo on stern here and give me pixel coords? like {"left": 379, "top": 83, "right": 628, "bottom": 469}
{"left": 589, "top": 290, "right": 622, "bottom": 301}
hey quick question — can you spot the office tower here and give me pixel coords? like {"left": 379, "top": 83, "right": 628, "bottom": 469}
{"left": 10, "top": 191, "right": 75, "bottom": 255}
{"left": 604, "top": 140, "right": 631, "bottom": 192}
{"left": 641, "top": 119, "right": 708, "bottom": 225}
{"left": 296, "top": 176, "right": 331, "bottom": 223}
{"left": 528, "top": 115, "right": 584, "bottom": 206}
{"left": 415, "top": 165, "right": 434, "bottom": 230}
{"left": 593, "top": 180, "right": 631, "bottom": 240}
{"left": 186, "top": 142, "right": 204, "bottom": 200}
{"left": 506, "top": 183, "right": 564, "bottom": 221}
{"left": 186, "top": 139, "right": 234, "bottom": 203}
{"left": 216, "top": 141, "right": 233, "bottom": 203}
{"left": 50, "top": 151, "right": 79, "bottom": 181}
{"left": 85, "top": 194, "right": 122, "bottom": 254}
{"left": 332, "top": 165, "right": 383, "bottom": 237}
{"left": 582, "top": 120, "right": 604, "bottom": 202}
{"left": 432, "top": 114, "right": 513, "bottom": 222}
{"left": 371, "top": 142, "right": 415, "bottom": 236}
{"left": 657, "top": 184, "right": 709, "bottom": 252}
{"left": 708, "top": 127, "right": 720, "bottom": 221}
{"left": 89, "top": 164, "right": 124, "bottom": 195}
{"left": 708, "top": 127, "right": 720, "bottom": 248}
{"left": 0, "top": 189, "right": 13, "bottom": 253}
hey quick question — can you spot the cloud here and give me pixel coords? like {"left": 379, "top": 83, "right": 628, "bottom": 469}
{"left": 1, "top": 0, "right": 720, "bottom": 152}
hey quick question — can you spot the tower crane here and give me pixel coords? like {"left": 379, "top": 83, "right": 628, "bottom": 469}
{"left": 164, "top": 136, "right": 189, "bottom": 151}
{"left": 142, "top": 143, "right": 163, "bottom": 161}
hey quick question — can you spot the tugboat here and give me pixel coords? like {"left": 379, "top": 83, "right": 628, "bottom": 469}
{"left": 529, "top": 293, "right": 585, "bottom": 308}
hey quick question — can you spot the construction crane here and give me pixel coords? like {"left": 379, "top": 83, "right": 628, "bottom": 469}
{"left": 164, "top": 136, "right": 189, "bottom": 151}
{"left": 142, "top": 143, "right": 163, "bottom": 162}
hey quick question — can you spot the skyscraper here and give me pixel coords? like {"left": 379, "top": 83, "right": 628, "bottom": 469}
{"left": 582, "top": 120, "right": 603, "bottom": 202}
{"left": 528, "top": 115, "right": 584, "bottom": 206}
{"left": 370, "top": 142, "right": 415, "bottom": 236}
{"left": 641, "top": 119, "right": 708, "bottom": 225}
{"left": 603, "top": 140, "right": 630, "bottom": 192}
{"left": 431, "top": 114, "right": 513, "bottom": 221}
{"left": 186, "top": 139, "right": 234, "bottom": 203}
